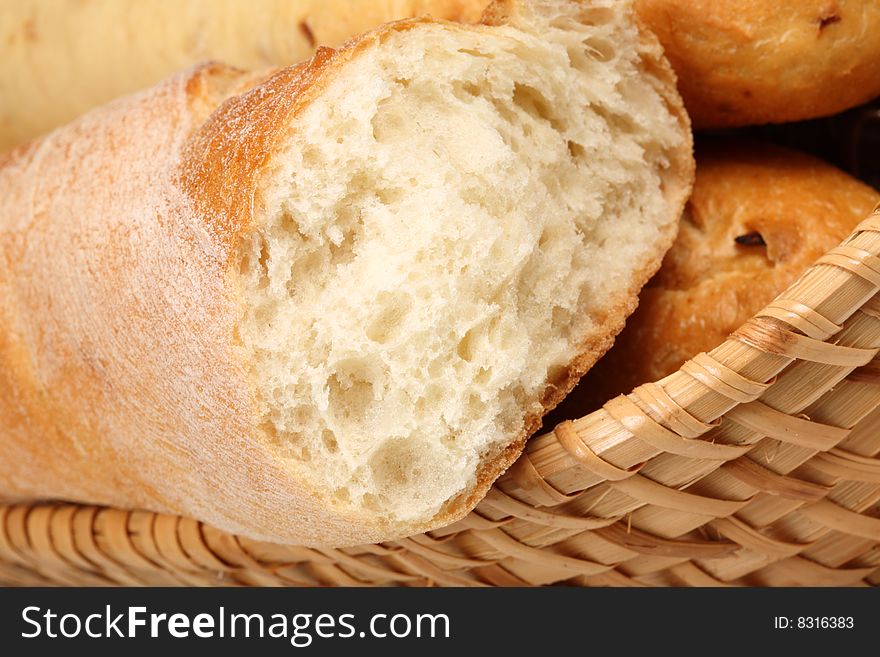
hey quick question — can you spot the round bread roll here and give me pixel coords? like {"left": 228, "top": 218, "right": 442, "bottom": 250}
{"left": 548, "top": 140, "right": 880, "bottom": 421}
{"left": 635, "top": 0, "right": 880, "bottom": 128}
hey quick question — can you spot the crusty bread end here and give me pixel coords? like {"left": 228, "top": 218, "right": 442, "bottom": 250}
{"left": 0, "top": 0, "right": 693, "bottom": 545}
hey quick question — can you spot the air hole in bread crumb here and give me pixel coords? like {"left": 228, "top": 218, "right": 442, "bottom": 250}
{"left": 376, "top": 187, "right": 404, "bottom": 205}
{"left": 567, "top": 140, "right": 586, "bottom": 161}
{"left": 285, "top": 250, "right": 322, "bottom": 296}
{"left": 423, "top": 383, "right": 443, "bottom": 406}
{"left": 550, "top": 16, "right": 582, "bottom": 31}
{"left": 321, "top": 430, "right": 338, "bottom": 453}
{"left": 365, "top": 292, "right": 411, "bottom": 343}
{"left": 512, "top": 83, "right": 564, "bottom": 131}
{"left": 253, "top": 302, "right": 275, "bottom": 325}
{"left": 361, "top": 493, "right": 380, "bottom": 511}
{"left": 327, "top": 226, "right": 359, "bottom": 267}
{"left": 301, "top": 147, "right": 320, "bottom": 168}
{"left": 327, "top": 364, "right": 376, "bottom": 422}
{"left": 458, "top": 47, "right": 494, "bottom": 59}
{"left": 551, "top": 306, "right": 573, "bottom": 333}
{"left": 538, "top": 225, "right": 559, "bottom": 249}
{"left": 550, "top": 6, "right": 614, "bottom": 28}
{"left": 583, "top": 36, "right": 616, "bottom": 62}
{"left": 452, "top": 80, "right": 482, "bottom": 99}
{"left": 456, "top": 328, "right": 478, "bottom": 362}
{"left": 371, "top": 99, "right": 406, "bottom": 142}
{"left": 259, "top": 420, "right": 278, "bottom": 439}
{"left": 257, "top": 237, "right": 270, "bottom": 289}
{"left": 293, "top": 406, "right": 312, "bottom": 424}
{"left": 368, "top": 438, "right": 431, "bottom": 496}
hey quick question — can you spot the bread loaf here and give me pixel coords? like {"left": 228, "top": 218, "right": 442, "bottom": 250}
{"left": 635, "top": 0, "right": 880, "bottom": 128}
{"left": 0, "top": 0, "right": 487, "bottom": 150}
{"left": 548, "top": 140, "right": 880, "bottom": 422}
{"left": 0, "top": 0, "right": 693, "bottom": 546}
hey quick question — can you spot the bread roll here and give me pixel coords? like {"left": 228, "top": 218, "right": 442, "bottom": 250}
{"left": 0, "top": 0, "right": 693, "bottom": 546}
{"left": 0, "top": 0, "right": 487, "bottom": 151}
{"left": 549, "top": 140, "right": 880, "bottom": 422}
{"left": 635, "top": 0, "right": 880, "bottom": 128}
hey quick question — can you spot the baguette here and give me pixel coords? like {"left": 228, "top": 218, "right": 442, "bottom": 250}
{"left": 0, "top": 0, "right": 693, "bottom": 546}
{"left": 0, "top": 0, "right": 486, "bottom": 150}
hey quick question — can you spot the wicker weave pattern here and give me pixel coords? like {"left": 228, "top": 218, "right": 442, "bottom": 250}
{"left": 3, "top": 208, "right": 880, "bottom": 587}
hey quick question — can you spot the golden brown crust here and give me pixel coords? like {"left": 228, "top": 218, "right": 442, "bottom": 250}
{"left": 550, "top": 140, "right": 880, "bottom": 421}
{"left": 635, "top": 0, "right": 880, "bottom": 129}
{"left": 0, "top": 2, "right": 692, "bottom": 546}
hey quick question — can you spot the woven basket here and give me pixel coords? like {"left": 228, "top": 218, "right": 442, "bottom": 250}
{"left": 3, "top": 109, "right": 880, "bottom": 587}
